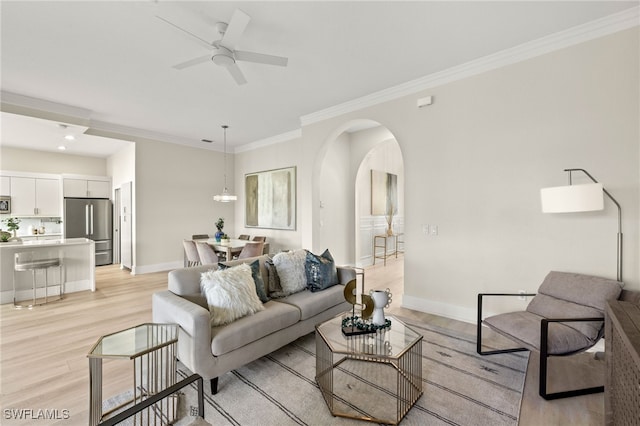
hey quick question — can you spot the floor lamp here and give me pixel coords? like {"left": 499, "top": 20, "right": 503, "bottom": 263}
{"left": 540, "top": 168, "right": 623, "bottom": 283}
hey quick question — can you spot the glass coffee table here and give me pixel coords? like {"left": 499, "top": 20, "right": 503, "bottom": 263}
{"left": 315, "top": 314, "right": 423, "bottom": 425}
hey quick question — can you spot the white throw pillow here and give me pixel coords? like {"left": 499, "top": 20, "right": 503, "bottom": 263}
{"left": 272, "top": 249, "right": 307, "bottom": 296}
{"left": 200, "top": 263, "right": 265, "bottom": 326}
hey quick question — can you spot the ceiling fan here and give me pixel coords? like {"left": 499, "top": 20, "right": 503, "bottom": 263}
{"left": 157, "top": 9, "right": 288, "bottom": 85}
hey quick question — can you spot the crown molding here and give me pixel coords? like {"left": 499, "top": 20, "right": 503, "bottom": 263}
{"left": 235, "top": 128, "right": 302, "bottom": 153}
{"left": 87, "top": 119, "right": 212, "bottom": 150}
{"left": 1, "top": 91, "right": 93, "bottom": 120}
{"left": 300, "top": 6, "right": 640, "bottom": 127}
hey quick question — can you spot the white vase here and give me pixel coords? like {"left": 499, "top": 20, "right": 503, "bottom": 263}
{"left": 370, "top": 289, "right": 392, "bottom": 326}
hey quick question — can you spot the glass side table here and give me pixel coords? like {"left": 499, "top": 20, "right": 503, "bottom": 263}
{"left": 315, "top": 314, "right": 423, "bottom": 425}
{"left": 88, "top": 323, "right": 178, "bottom": 426}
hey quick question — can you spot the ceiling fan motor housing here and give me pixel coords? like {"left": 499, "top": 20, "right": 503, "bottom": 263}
{"left": 212, "top": 46, "right": 235, "bottom": 66}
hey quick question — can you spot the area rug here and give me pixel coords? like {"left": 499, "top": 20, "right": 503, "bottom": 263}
{"left": 168, "top": 319, "right": 529, "bottom": 426}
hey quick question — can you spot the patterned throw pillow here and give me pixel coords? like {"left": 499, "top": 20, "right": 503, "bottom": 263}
{"left": 305, "top": 249, "right": 339, "bottom": 292}
{"left": 200, "top": 263, "right": 265, "bottom": 326}
{"left": 272, "top": 249, "right": 307, "bottom": 296}
{"left": 265, "top": 258, "right": 286, "bottom": 298}
{"left": 218, "top": 259, "right": 269, "bottom": 303}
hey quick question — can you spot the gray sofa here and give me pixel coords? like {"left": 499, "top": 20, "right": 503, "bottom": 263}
{"left": 152, "top": 254, "right": 352, "bottom": 394}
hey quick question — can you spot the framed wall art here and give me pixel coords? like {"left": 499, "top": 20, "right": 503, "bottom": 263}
{"left": 371, "top": 170, "right": 397, "bottom": 216}
{"left": 245, "top": 166, "right": 296, "bottom": 230}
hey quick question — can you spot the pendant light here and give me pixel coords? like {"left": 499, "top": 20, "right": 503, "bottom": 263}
{"left": 213, "top": 125, "right": 237, "bottom": 202}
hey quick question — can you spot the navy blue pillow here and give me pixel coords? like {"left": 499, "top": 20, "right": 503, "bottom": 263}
{"left": 218, "top": 259, "right": 269, "bottom": 303}
{"left": 305, "top": 249, "right": 338, "bottom": 292}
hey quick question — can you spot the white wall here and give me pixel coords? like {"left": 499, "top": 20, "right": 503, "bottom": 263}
{"left": 234, "top": 137, "right": 303, "bottom": 253}
{"left": 0, "top": 146, "right": 108, "bottom": 175}
{"left": 296, "top": 27, "right": 639, "bottom": 323}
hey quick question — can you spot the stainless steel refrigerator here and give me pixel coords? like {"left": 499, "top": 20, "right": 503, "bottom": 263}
{"left": 64, "top": 198, "right": 113, "bottom": 266}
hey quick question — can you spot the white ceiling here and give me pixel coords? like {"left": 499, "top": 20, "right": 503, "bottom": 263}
{"left": 1, "top": 1, "right": 637, "bottom": 156}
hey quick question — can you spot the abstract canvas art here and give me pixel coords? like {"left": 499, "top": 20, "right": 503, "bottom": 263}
{"left": 245, "top": 167, "right": 296, "bottom": 230}
{"left": 371, "top": 170, "right": 397, "bottom": 216}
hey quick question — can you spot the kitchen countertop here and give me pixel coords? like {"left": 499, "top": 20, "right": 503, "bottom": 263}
{"left": 0, "top": 237, "right": 93, "bottom": 248}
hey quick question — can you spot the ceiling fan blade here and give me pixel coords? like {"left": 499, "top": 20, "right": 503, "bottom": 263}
{"left": 235, "top": 50, "right": 288, "bottom": 67}
{"left": 220, "top": 9, "right": 250, "bottom": 49}
{"left": 172, "top": 55, "right": 211, "bottom": 70}
{"left": 156, "top": 15, "right": 214, "bottom": 50}
{"left": 226, "top": 63, "right": 247, "bottom": 85}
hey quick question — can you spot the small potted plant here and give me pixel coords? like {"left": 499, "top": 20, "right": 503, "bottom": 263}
{"left": 215, "top": 217, "right": 225, "bottom": 242}
{"left": 2, "top": 217, "right": 22, "bottom": 242}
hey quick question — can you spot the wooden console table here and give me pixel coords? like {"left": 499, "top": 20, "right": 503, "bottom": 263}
{"left": 605, "top": 299, "right": 640, "bottom": 425}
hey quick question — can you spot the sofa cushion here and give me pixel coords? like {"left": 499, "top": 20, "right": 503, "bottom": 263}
{"left": 272, "top": 249, "right": 307, "bottom": 296}
{"left": 483, "top": 311, "right": 596, "bottom": 355}
{"left": 277, "top": 284, "right": 345, "bottom": 321}
{"left": 200, "top": 263, "right": 265, "bottom": 326}
{"left": 305, "top": 249, "right": 338, "bottom": 293}
{"left": 219, "top": 259, "right": 269, "bottom": 303}
{"left": 210, "top": 300, "right": 300, "bottom": 356}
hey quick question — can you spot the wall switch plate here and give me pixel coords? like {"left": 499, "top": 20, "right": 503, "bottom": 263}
{"left": 430, "top": 225, "right": 438, "bottom": 236}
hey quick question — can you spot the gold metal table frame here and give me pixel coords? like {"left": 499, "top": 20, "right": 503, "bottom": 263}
{"left": 88, "top": 323, "right": 179, "bottom": 426}
{"left": 315, "top": 314, "right": 423, "bottom": 425}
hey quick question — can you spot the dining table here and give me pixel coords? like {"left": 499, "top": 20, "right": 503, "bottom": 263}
{"left": 198, "top": 238, "right": 269, "bottom": 261}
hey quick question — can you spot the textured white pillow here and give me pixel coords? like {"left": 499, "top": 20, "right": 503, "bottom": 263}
{"left": 200, "top": 263, "right": 265, "bottom": 326}
{"left": 272, "top": 249, "right": 307, "bottom": 295}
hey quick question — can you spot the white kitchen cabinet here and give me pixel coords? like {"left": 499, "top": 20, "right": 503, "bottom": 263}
{"left": 10, "top": 177, "right": 61, "bottom": 216}
{"left": 63, "top": 178, "right": 110, "bottom": 198}
{"left": 1, "top": 176, "right": 10, "bottom": 195}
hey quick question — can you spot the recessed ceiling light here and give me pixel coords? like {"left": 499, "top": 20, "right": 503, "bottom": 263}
{"left": 57, "top": 146, "right": 66, "bottom": 151}
{"left": 64, "top": 135, "right": 75, "bottom": 141}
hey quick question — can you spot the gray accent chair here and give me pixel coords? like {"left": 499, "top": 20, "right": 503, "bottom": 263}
{"left": 477, "top": 271, "right": 622, "bottom": 400}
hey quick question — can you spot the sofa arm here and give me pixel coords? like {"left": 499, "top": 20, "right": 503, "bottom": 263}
{"left": 337, "top": 266, "right": 358, "bottom": 285}
{"left": 152, "top": 291, "right": 213, "bottom": 377}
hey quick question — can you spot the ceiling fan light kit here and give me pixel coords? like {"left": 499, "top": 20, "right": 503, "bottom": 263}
{"left": 159, "top": 8, "right": 288, "bottom": 85}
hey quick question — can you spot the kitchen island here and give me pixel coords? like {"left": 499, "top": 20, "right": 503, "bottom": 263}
{"left": 0, "top": 238, "right": 95, "bottom": 305}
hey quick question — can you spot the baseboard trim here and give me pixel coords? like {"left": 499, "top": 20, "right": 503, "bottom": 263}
{"left": 133, "top": 260, "right": 184, "bottom": 275}
{"left": 0, "top": 279, "right": 92, "bottom": 305}
{"left": 402, "top": 294, "right": 481, "bottom": 325}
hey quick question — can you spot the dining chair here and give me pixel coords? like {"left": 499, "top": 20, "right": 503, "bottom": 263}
{"left": 237, "top": 241, "right": 264, "bottom": 259}
{"left": 252, "top": 236, "right": 266, "bottom": 242}
{"left": 192, "top": 234, "right": 209, "bottom": 240}
{"left": 238, "top": 234, "right": 250, "bottom": 240}
{"left": 195, "top": 242, "right": 219, "bottom": 265}
{"left": 183, "top": 240, "right": 201, "bottom": 267}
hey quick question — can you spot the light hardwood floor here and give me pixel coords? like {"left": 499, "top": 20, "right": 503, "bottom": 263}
{"left": 0, "top": 255, "right": 604, "bottom": 425}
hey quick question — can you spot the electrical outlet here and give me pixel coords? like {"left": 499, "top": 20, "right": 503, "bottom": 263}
{"left": 518, "top": 290, "right": 527, "bottom": 301}
{"left": 422, "top": 224, "right": 429, "bottom": 235}
{"left": 430, "top": 225, "right": 438, "bottom": 236}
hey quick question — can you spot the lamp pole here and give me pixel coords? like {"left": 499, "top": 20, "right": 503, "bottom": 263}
{"left": 564, "top": 168, "right": 622, "bottom": 282}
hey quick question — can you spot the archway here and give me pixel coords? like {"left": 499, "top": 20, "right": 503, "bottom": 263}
{"left": 314, "top": 119, "right": 404, "bottom": 267}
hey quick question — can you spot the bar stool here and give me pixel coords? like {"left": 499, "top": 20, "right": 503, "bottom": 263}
{"left": 13, "top": 252, "right": 64, "bottom": 309}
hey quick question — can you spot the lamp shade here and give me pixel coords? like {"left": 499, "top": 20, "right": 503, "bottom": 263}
{"left": 213, "top": 188, "right": 237, "bottom": 203}
{"left": 540, "top": 183, "right": 604, "bottom": 213}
